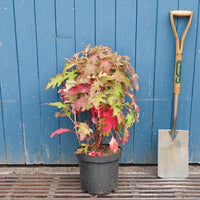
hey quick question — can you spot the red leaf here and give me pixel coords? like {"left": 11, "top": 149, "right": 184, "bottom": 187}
{"left": 68, "top": 84, "right": 91, "bottom": 95}
{"left": 103, "top": 115, "right": 117, "bottom": 133}
{"left": 50, "top": 128, "right": 72, "bottom": 138}
{"left": 90, "top": 107, "right": 98, "bottom": 124}
{"left": 102, "top": 106, "right": 117, "bottom": 133}
{"left": 91, "top": 105, "right": 118, "bottom": 133}
{"left": 109, "top": 137, "right": 118, "bottom": 153}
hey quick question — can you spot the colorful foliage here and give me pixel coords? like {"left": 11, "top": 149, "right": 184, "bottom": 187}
{"left": 46, "top": 45, "right": 140, "bottom": 155}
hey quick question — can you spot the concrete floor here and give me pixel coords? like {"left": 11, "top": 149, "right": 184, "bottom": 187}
{"left": 0, "top": 164, "right": 199, "bottom": 175}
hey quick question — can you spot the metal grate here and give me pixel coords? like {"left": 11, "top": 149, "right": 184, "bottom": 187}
{"left": 0, "top": 173, "right": 200, "bottom": 199}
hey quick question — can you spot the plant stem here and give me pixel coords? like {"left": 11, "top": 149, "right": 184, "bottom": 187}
{"left": 73, "top": 111, "right": 82, "bottom": 147}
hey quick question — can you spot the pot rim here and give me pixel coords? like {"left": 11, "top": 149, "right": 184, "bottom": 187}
{"left": 76, "top": 146, "right": 122, "bottom": 164}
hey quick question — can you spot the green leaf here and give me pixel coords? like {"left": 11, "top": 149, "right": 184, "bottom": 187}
{"left": 76, "top": 123, "right": 90, "bottom": 141}
{"left": 47, "top": 102, "right": 66, "bottom": 109}
{"left": 117, "top": 123, "right": 122, "bottom": 133}
{"left": 63, "top": 62, "right": 73, "bottom": 71}
{"left": 113, "top": 106, "right": 121, "bottom": 117}
{"left": 91, "top": 93, "right": 106, "bottom": 107}
{"left": 46, "top": 75, "right": 65, "bottom": 89}
{"left": 65, "top": 70, "right": 78, "bottom": 81}
{"left": 112, "top": 70, "right": 131, "bottom": 87}
{"left": 46, "top": 70, "right": 78, "bottom": 90}
{"left": 76, "top": 147, "right": 83, "bottom": 152}
{"left": 84, "top": 146, "right": 88, "bottom": 154}
{"left": 107, "top": 96, "right": 117, "bottom": 105}
{"left": 113, "top": 82, "right": 123, "bottom": 98}
{"left": 127, "top": 114, "right": 134, "bottom": 127}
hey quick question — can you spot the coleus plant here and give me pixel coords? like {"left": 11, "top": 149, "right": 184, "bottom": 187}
{"left": 46, "top": 45, "right": 140, "bottom": 156}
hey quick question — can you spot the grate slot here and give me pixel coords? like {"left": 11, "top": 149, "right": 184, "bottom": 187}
{"left": 0, "top": 173, "right": 200, "bottom": 199}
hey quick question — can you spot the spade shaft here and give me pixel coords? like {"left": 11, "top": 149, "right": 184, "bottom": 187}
{"left": 170, "top": 10, "right": 193, "bottom": 141}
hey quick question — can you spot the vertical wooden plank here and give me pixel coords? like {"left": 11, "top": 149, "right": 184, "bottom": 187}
{"left": 116, "top": 0, "right": 136, "bottom": 63}
{"left": 133, "top": 0, "right": 157, "bottom": 163}
{"left": 175, "top": 0, "right": 198, "bottom": 131}
{"left": 116, "top": 0, "right": 136, "bottom": 163}
{"left": 0, "top": 0, "right": 24, "bottom": 164}
{"left": 56, "top": 0, "right": 74, "bottom": 38}
{"left": 0, "top": 86, "right": 6, "bottom": 164}
{"left": 96, "top": 0, "right": 115, "bottom": 49}
{"left": 14, "top": 0, "right": 41, "bottom": 164}
{"left": 190, "top": 2, "right": 200, "bottom": 163}
{"left": 56, "top": 0, "right": 77, "bottom": 164}
{"left": 152, "top": 0, "right": 178, "bottom": 163}
{"left": 57, "top": 38, "right": 77, "bottom": 164}
{"left": 35, "top": 0, "right": 60, "bottom": 164}
{"left": 75, "top": 0, "right": 95, "bottom": 51}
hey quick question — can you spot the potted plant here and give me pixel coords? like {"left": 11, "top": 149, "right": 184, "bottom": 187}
{"left": 46, "top": 44, "right": 140, "bottom": 195}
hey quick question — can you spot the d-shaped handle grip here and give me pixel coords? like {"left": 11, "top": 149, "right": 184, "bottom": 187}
{"left": 170, "top": 10, "right": 193, "bottom": 95}
{"left": 170, "top": 10, "right": 193, "bottom": 17}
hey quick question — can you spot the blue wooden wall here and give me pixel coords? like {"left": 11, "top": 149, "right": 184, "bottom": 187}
{"left": 0, "top": 0, "right": 200, "bottom": 164}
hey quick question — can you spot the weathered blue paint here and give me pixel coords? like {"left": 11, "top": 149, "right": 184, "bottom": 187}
{"left": 35, "top": 0, "right": 60, "bottom": 164}
{"left": 75, "top": 0, "right": 95, "bottom": 51}
{"left": 57, "top": 37, "right": 77, "bottom": 164}
{"left": 0, "top": 86, "right": 6, "bottom": 164}
{"left": 0, "top": 0, "right": 200, "bottom": 164}
{"left": 190, "top": 3, "right": 200, "bottom": 163}
{"left": 55, "top": 0, "right": 77, "bottom": 164}
{"left": 177, "top": 0, "right": 198, "bottom": 131}
{"left": 13, "top": 0, "right": 41, "bottom": 164}
{"left": 133, "top": 0, "right": 157, "bottom": 163}
{"left": 96, "top": 0, "right": 115, "bottom": 49}
{"left": 116, "top": 0, "right": 136, "bottom": 163}
{"left": 0, "top": 0, "right": 24, "bottom": 164}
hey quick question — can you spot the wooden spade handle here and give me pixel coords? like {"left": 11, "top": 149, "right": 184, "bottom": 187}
{"left": 170, "top": 10, "right": 193, "bottom": 95}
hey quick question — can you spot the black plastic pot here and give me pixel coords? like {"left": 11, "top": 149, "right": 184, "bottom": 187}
{"left": 76, "top": 147, "right": 121, "bottom": 195}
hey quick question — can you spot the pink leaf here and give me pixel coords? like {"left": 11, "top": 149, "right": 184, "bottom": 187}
{"left": 100, "top": 60, "right": 112, "bottom": 73}
{"left": 88, "top": 151, "right": 96, "bottom": 156}
{"left": 123, "top": 129, "right": 130, "bottom": 145}
{"left": 74, "top": 96, "right": 87, "bottom": 112}
{"left": 109, "top": 137, "right": 118, "bottom": 153}
{"left": 91, "top": 55, "right": 98, "bottom": 64}
{"left": 61, "top": 87, "right": 68, "bottom": 102}
{"left": 50, "top": 128, "right": 72, "bottom": 138}
{"left": 68, "top": 84, "right": 91, "bottom": 95}
{"left": 97, "top": 151, "right": 102, "bottom": 157}
{"left": 134, "top": 104, "right": 141, "bottom": 118}
{"left": 132, "top": 74, "right": 139, "bottom": 91}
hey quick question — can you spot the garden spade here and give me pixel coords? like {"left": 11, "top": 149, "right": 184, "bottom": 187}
{"left": 158, "top": 10, "right": 193, "bottom": 179}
